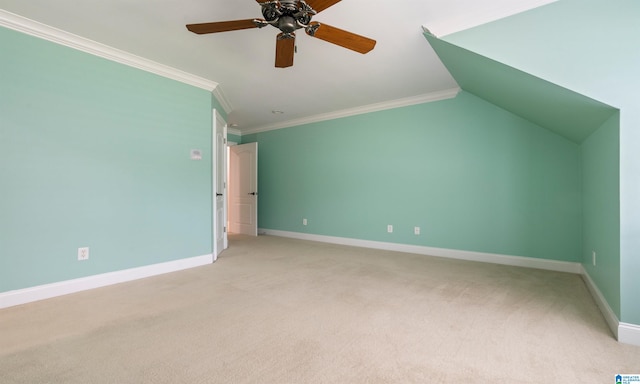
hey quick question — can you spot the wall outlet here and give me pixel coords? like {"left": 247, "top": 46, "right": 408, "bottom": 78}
{"left": 592, "top": 251, "right": 596, "bottom": 266}
{"left": 303, "top": 218, "right": 308, "bottom": 226}
{"left": 387, "top": 225, "right": 393, "bottom": 233}
{"left": 414, "top": 226, "right": 421, "bottom": 235}
{"left": 78, "top": 247, "right": 89, "bottom": 261}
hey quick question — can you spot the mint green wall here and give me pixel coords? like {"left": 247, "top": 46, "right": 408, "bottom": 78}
{"left": 423, "top": 33, "right": 616, "bottom": 143}
{"left": 244, "top": 91, "right": 581, "bottom": 262}
{"left": 240, "top": 134, "right": 258, "bottom": 144}
{"left": 581, "top": 114, "right": 621, "bottom": 317}
{"left": 443, "top": 0, "right": 640, "bottom": 109}
{"left": 212, "top": 98, "right": 227, "bottom": 123}
{"left": 0, "top": 27, "right": 213, "bottom": 291}
{"left": 442, "top": 0, "right": 639, "bottom": 324}
{"left": 228, "top": 133, "right": 242, "bottom": 144}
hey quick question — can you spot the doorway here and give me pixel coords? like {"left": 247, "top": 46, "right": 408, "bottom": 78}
{"left": 228, "top": 142, "right": 258, "bottom": 236}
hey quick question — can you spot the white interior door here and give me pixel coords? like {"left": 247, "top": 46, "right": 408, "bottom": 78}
{"left": 213, "top": 110, "right": 228, "bottom": 259}
{"left": 229, "top": 142, "right": 258, "bottom": 236}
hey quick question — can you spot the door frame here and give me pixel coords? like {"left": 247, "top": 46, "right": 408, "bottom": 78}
{"left": 212, "top": 109, "right": 228, "bottom": 260}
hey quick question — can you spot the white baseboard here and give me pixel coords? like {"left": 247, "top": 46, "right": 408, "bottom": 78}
{"left": 579, "top": 265, "right": 620, "bottom": 339}
{"left": 261, "top": 229, "right": 640, "bottom": 346}
{"left": 0, "top": 254, "right": 214, "bottom": 309}
{"left": 259, "top": 229, "right": 582, "bottom": 274}
{"left": 579, "top": 267, "right": 640, "bottom": 346}
{"left": 619, "top": 322, "right": 640, "bottom": 347}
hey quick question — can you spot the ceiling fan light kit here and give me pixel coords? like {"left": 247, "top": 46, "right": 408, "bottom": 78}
{"left": 186, "top": 0, "right": 376, "bottom": 68}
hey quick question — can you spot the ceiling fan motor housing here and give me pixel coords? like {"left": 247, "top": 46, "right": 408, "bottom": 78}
{"left": 261, "top": 0, "right": 315, "bottom": 34}
{"left": 278, "top": 16, "right": 297, "bottom": 33}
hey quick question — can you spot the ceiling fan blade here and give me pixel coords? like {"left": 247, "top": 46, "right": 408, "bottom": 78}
{"left": 305, "top": 0, "right": 341, "bottom": 13}
{"left": 186, "top": 19, "right": 260, "bottom": 34}
{"left": 275, "top": 33, "right": 296, "bottom": 68}
{"left": 306, "top": 22, "right": 376, "bottom": 54}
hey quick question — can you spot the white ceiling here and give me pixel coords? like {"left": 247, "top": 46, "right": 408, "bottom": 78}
{"left": 0, "top": 0, "right": 556, "bottom": 134}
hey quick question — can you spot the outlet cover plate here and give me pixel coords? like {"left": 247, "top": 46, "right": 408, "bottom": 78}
{"left": 78, "top": 247, "right": 89, "bottom": 261}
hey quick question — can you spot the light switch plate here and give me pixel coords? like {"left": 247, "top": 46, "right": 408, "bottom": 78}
{"left": 190, "top": 149, "right": 202, "bottom": 160}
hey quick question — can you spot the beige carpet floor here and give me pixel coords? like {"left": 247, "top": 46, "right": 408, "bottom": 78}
{"left": 1, "top": 234, "right": 639, "bottom": 383}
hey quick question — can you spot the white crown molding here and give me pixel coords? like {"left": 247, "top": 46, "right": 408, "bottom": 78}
{"left": 0, "top": 254, "right": 213, "bottom": 309}
{"left": 227, "top": 128, "right": 242, "bottom": 137}
{"left": 212, "top": 86, "right": 233, "bottom": 114}
{"left": 241, "top": 87, "right": 461, "bottom": 135}
{"left": 0, "top": 10, "right": 227, "bottom": 99}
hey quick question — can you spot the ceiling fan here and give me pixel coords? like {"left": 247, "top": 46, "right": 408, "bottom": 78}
{"left": 186, "top": 0, "right": 376, "bottom": 68}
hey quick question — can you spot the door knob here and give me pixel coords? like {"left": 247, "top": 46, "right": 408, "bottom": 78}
{"left": 216, "top": 193, "right": 223, "bottom": 196}
{"left": 248, "top": 192, "right": 257, "bottom": 196}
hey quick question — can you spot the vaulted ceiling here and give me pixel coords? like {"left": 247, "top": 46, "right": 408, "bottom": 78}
{"left": 0, "top": 0, "right": 558, "bottom": 134}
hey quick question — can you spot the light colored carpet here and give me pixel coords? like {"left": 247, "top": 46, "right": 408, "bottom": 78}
{"left": 1, "top": 234, "right": 638, "bottom": 383}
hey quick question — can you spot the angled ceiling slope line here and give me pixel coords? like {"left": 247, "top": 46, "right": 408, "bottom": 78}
{"left": 423, "top": 0, "right": 559, "bottom": 38}
{"left": 423, "top": 31, "right": 617, "bottom": 144}
{"left": 0, "top": 10, "right": 233, "bottom": 114}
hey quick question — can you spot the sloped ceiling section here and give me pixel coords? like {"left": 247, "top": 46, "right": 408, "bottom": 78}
{"left": 423, "top": 32, "right": 617, "bottom": 143}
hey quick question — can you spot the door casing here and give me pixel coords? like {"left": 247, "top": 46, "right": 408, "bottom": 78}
{"left": 213, "top": 109, "right": 228, "bottom": 259}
